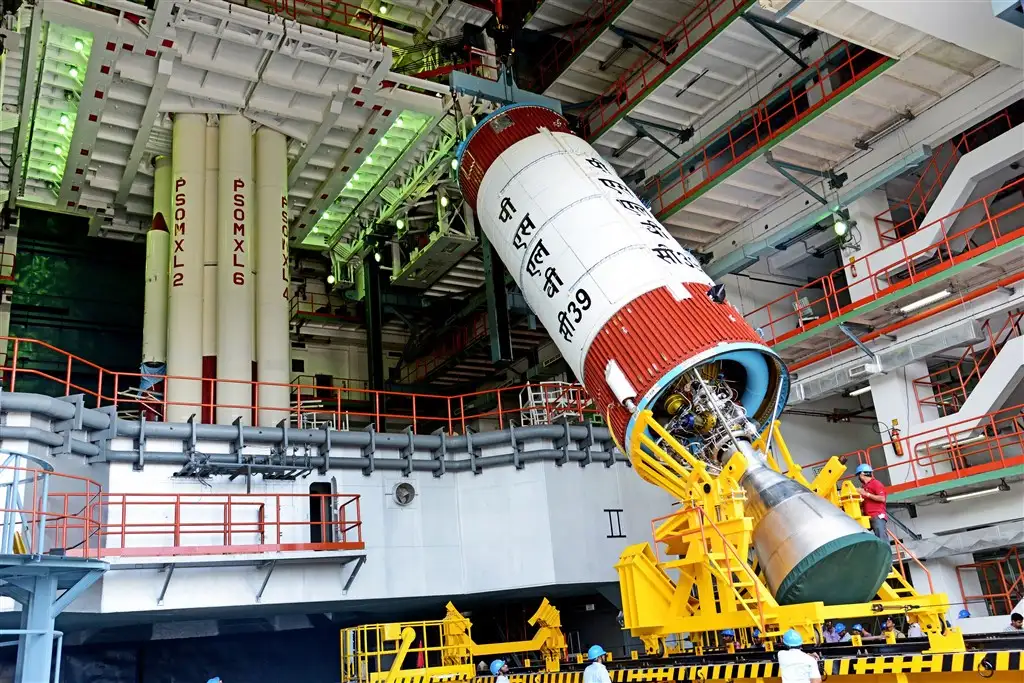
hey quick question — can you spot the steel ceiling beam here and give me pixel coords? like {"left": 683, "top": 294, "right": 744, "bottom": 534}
{"left": 741, "top": 15, "right": 807, "bottom": 69}
{"left": 7, "top": 4, "right": 44, "bottom": 210}
{"left": 287, "top": 93, "right": 346, "bottom": 187}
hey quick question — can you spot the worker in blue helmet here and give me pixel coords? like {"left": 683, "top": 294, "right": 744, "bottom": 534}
{"left": 855, "top": 464, "right": 889, "bottom": 541}
{"left": 958, "top": 609, "right": 971, "bottom": 619}
{"left": 835, "top": 622, "right": 851, "bottom": 642}
{"left": 721, "top": 629, "right": 736, "bottom": 646}
{"left": 583, "top": 645, "right": 611, "bottom": 683}
{"left": 490, "top": 659, "right": 509, "bottom": 683}
{"left": 777, "top": 630, "right": 821, "bottom": 683}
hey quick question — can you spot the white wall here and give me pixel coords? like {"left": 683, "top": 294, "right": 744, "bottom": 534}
{"left": 90, "top": 451, "right": 674, "bottom": 615}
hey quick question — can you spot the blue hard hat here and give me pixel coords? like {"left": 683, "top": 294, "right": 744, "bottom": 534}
{"left": 490, "top": 660, "right": 505, "bottom": 676}
{"left": 721, "top": 629, "right": 735, "bottom": 637}
{"left": 855, "top": 464, "right": 873, "bottom": 475}
{"left": 834, "top": 623, "right": 846, "bottom": 633}
{"left": 207, "top": 679, "right": 222, "bottom": 683}
{"left": 958, "top": 609, "right": 971, "bottom": 619}
{"left": 587, "top": 645, "right": 606, "bottom": 661}
{"left": 852, "top": 624, "right": 863, "bottom": 632}
{"left": 753, "top": 628, "right": 761, "bottom": 637}
{"left": 782, "top": 629, "right": 803, "bottom": 648}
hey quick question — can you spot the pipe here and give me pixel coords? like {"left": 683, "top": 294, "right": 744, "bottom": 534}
{"left": 168, "top": 114, "right": 208, "bottom": 423}
{"left": 100, "top": 447, "right": 625, "bottom": 472}
{"left": 0, "top": 426, "right": 100, "bottom": 457}
{"left": 254, "top": 127, "right": 291, "bottom": 426}
{"left": 216, "top": 114, "right": 255, "bottom": 425}
{"left": 112, "top": 419, "right": 612, "bottom": 450}
{"left": 789, "top": 271, "right": 1024, "bottom": 371}
{"left": 143, "top": 155, "right": 171, "bottom": 367}
{"left": 0, "top": 393, "right": 110, "bottom": 431}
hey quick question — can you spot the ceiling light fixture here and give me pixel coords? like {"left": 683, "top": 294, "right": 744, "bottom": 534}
{"left": 60, "top": 114, "right": 70, "bottom": 126}
{"left": 940, "top": 481, "right": 1010, "bottom": 503}
{"left": 380, "top": 137, "right": 388, "bottom": 146}
{"left": 74, "top": 39, "right": 84, "bottom": 51}
{"left": 69, "top": 66, "right": 78, "bottom": 79}
{"left": 379, "top": 4, "right": 388, "bottom": 14}
{"left": 53, "top": 145, "right": 62, "bottom": 155}
{"left": 374, "top": 251, "right": 382, "bottom": 263}
{"left": 57, "top": 125, "right": 66, "bottom": 135}
{"left": 396, "top": 218, "right": 405, "bottom": 230}
{"left": 49, "top": 164, "right": 59, "bottom": 174}
{"left": 440, "top": 195, "right": 449, "bottom": 208}
{"left": 327, "top": 274, "right": 336, "bottom": 285}
{"left": 900, "top": 289, "right": 951, "bottom": 314}
{"left": 848, "top": 386, "right": 871, "bottom": 397}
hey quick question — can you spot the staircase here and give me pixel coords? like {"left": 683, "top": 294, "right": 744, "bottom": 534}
{"left": 876, "top": 112, "right": 1013, "bottom": 244}
{"left": 914, "top": 309, "right": 1024, "bottom": 419}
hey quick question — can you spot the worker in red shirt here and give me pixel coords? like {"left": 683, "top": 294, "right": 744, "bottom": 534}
{"left": 856, "top": 464, "right": 889, "bottom": 541}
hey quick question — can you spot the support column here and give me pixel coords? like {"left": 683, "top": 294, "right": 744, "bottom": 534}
{"left": 364, "top": 255, "right": 385, "bottom": 430}
{"left": 216, "top": 114, "right": 254, "bottom": 424}
{"left": 203, "top": 122, "right": 219, "bottom": 424}
{"left": 13, "top": 574, "right": 58, "bottom": 683}
{"left": 842, "top": 189, "right": 886, "bottom": 302}
{"left": 167, "top": 114, "right": 206, "bottom": 423}
{"left": 255, "top": 127, "right": 291, "bottom": 426}
{"left": 868, "top": 361, "right": 943, "bottom": 485}
{"left": 142, "top": 155, "right": 170, "bottom": 374}
{"left": 482, "top": 234, "right": 512, "bottom": 363}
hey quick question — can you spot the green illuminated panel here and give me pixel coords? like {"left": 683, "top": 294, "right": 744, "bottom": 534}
{"left": 303, "top": 110, "right": 434, "bottom": 248}
{"left": 26, "top": 25, "right": 92, "bottom": 193}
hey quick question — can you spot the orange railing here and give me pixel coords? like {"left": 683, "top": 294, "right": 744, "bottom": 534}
{"left": 290, "top": 291, "right": 358, "bottom": 321}
{"left": 804, "top": 402, "right": 1024, "bottom": 494}
{"left": 579, "top": 0, "right": 756, "bottom": 141}
{"left": 957, "top": 546, "right": 1023, "bottom": 617}
{"left": 639, "top": 42, "right": 889, "bottom": 220}
{"left": 63, "top": 492, "right": 363, "bottom": 558}
{"left": 260, "top": 0, "right": 384, "bottom": 44}
{"left": 0, "top": 457, "right": 364, "bottom": 558}
{"left": 890, "top": 527, "right": 935, "bottom": 595}
{"left": 528, "top": 0, "right": 631, "bottom": 93}
{"left": 746, "top": 175, "right": 1024, "bottom": 346}
{"left": 410, "top": 47, "right": 499, "bottom": 82}
{"left": 0, "top": 336, "right": 602, "bottom": 434}
{"left": 913, "top": 309, "right": 1024, "bottom": 420}
{"left": 875, "top": 112, "right": 1014, "bottom": 244}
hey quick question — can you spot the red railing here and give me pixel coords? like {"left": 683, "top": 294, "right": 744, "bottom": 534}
{"left": 290, "top": 291, "right": 359, "bottom": 322}
{"left": 890, "top": 527, "right": 935, "bottom": 595}
{"left": 746, "top": 175, "right": 1024, "bottom": 346}
{"left": 0, "top": 458, "right": 364, "bottom": 558}
{"left": 528, "top": 0, "right": 631, "bottom": 93}
{"left": 399, "top": 309, "right": 490, "bottom": 385}
{"left": 0, "top": 461, "right": 102, "bottom": 558}
{"left": 0, "top": 336, "right": 601, "bottom": 434}
{"left": 913, "top": 309, "right": 1023, "bottom": 420}
{"left": 804, "top": 402, "right": 1024, "bottom": 493}
{"left": 875, "top": 112, "right": 1014, "bottom": 244}
{"left": 260, "top": 0, "right": 385, "bottom": 44}
{"left": 957, "top": 547, "right": 1023, "bottom": 616}
{"left": 579, "top": 0, "right": 756, "bottom": 141}
{"left": 66, "top": 492, "right": 363, "bottom": 557}
{"left": 412, "top": 47, "right": 499, "bottom": 82}
{"left": 640, "top": 42, "right": 890, "bottom": 220}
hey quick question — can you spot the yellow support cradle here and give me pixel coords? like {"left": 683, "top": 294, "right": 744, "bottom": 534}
{"left": 613, "top": 411, "right": 959, "bottom": 654}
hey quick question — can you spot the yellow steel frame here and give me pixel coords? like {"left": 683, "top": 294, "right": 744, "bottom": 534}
{"left": 341, "top": 599, "right": 567, "bottom": 683}
{"left": 612, "top": 411, "right": 962, "bottom": 655}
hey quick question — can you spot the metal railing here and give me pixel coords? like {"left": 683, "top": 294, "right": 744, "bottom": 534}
{"left": 579, "top": 0, "right": 756, "bottom": 141}
{"left": 257, "top": 0, "right": 384, "bottom": 44}
{"left": 527, "top": 0, "right": 631, "bottom": 94}
{"left": 398, "top": 310, "right": 490, "bottom": 385}
{"left": 290, "top": 291, "right": 359, "bottom": 322}
{"left": 957, "top": 546, "right": 1023, "bottom": 617}
{"left": 0, "top": 453, "right": 364, "bottom": 558}
{"left": 67, "top": 492, "right": 363, "bottom": 557}
{"left": 803, "top": 402, "right": 1024, "bottom": 494}
{"left": 0, "top": 336, "right": 603, "bottom": 434}
{"left": 912, "top": 309, "right": 1023, "bottom": 420}
{"left": 875, "top": 112, "right": 1014, "bottom": 244}
{"left": 639, "top": 42, "right": 890, "bottom": 221}
{"left": 746, "top": 175, "right": 1024, "bottom": 346}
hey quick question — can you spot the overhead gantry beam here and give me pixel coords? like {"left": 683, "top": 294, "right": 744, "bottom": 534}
{"left": 115, "top": 54, "right": 173, "bottom": 207}
{"left": 581, "top": 0, "right": 760, "bottom": 142}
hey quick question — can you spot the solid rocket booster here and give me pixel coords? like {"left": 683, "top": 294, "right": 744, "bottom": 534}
{"left": 457, "top": 105, "right": 788, "bottom": 444}
{"left": 458, "top": 105, "right": 892, "bottom": 607}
